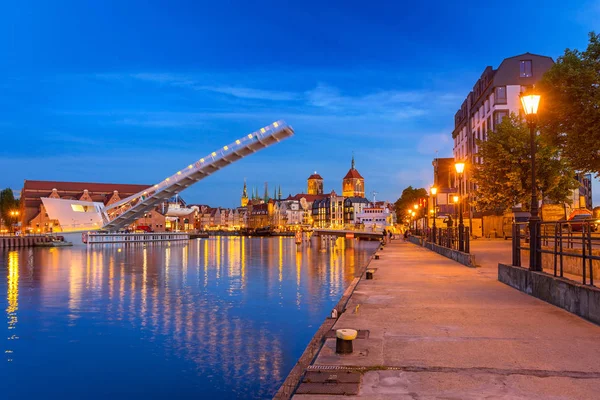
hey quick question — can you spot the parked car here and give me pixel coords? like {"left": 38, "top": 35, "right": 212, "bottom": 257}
{"left": 564, "top": 213, "right": 595, "bottom": 232}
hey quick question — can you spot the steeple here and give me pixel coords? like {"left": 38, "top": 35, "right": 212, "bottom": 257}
{"left": 351, "top": 152, "right": 355, "bottom": 170}
{"left": 264, "top": 182, "right": 269, "bottom": 202}
{"left": 241, "top": 178, "right": 249, "bottom": 207}
{"left": 278, "top": 185, "right": 282, "bottom": 200}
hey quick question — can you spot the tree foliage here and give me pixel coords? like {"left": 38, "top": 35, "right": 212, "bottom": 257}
{"left": 0, "top": 188, "right": 20, "bottom": 227}
{"left": 538, "top": 32, "right": 600, "bottom": 175}
{"left": 472, "top": 114, "right": 577, "bottom": 213}
{"left": 394, "top": 186, "right": 428, "bottom": 223}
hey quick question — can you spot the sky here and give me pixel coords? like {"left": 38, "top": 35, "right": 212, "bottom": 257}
{"left": 1, "top": 0, "right": 599, "bottom": 208}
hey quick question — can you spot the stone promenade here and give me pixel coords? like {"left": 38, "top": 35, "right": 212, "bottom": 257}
{"left": 293, "top": 240, "right": 600, "bottom": 399}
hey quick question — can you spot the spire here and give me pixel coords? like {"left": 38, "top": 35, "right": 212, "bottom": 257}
{"left": 264, "top": 182, "right": 269, "bottom": 202}
{"left": 273, "top": 186, "right": 277, "bottom": 200}
{"left": 278, "top": 185, "right": 282, "bottom": 200}
{"left": 351, "top": 152, "right": 355, "bottom": 170}
{"left": 242, "top": 178, "right": 248, "bottom": 197}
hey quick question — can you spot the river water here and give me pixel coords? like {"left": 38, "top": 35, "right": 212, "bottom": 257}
{"left": 1, "top": 237, "right": 377, "bottom": 399}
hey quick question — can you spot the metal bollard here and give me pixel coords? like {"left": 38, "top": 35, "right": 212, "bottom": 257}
{"left": 335, "top": 329, "right": 358, "bottom": 354}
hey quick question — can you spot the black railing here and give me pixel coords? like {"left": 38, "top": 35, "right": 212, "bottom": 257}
{"left": 415, "top": 227, "right": 471, "bottom": 253}
{"left": 512, "top": 219, "right": 599, "bottom": 287}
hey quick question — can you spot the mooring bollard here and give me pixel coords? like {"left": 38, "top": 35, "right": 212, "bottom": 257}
{"left": 336, "top": 329, "right": 358, "bottom": 354}
{"left": 366, "top": 270, "right": 374, "bottom": 280}
{"left": 374, "top": 254, "right": 380, "bottom": 260}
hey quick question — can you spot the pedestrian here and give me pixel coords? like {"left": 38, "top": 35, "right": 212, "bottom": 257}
{"left": 382, "top": 229, "right": 387, "bottom": 244}
{"left": 388, "top": 229, "right": 393, "bottom": 242}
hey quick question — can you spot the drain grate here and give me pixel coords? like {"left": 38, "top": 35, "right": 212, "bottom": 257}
{"left": 296, "top": 370, "right": 361, "bottom": 395}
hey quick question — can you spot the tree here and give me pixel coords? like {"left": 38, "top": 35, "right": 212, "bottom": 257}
{"left": 0, "top": 188, "right": 20, "bottom": 229}
{"left": 472, "top": 114, "right": 577, "bottom": 213}
{"left": 537, "top": 32, "right": 600, "bottom": 175}
{"left": 394, "top": 186, "right": 428, "bottom": 223}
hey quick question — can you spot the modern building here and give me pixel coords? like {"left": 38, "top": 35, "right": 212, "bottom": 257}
{"left": 21, "top": 180, "right": 152, "bottom": 233}
{"left": 451, "top": 53, "right": 555, "bottom": 217}
{"left": 342, "top": 156, "right": 365, "bottom": 198}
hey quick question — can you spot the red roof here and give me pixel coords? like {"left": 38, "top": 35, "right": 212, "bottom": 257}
{"left": 343, "top": 168, "right": 364, "bottom": 179}
{"left": 21, "top": 180, "right": 151, "bottom": 207}
{"left": 308, "top": 173, "right": 323, "bottom": 180}
{"left": 285, "top": 193, "right": 328, "bottom": 202}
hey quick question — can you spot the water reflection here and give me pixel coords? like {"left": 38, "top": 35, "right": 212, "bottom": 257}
{"left": 0, "top": 237, "right": 376, "bottom": 399}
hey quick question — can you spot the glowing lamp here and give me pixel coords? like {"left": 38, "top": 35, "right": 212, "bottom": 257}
{"left": 454, "top": 162, "right": 465, "bottom": 174}
{"left": 520, "top": 93, "right": 541, "bottom": 116}
{"left": 453, "top": 195, "right": 459, "bottom": 203}
{"left": 431, "top": 187, "right": 437, "bottom": 196}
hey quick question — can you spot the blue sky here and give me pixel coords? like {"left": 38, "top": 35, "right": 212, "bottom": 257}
{"left": 1, "top": 0, "right": 599, "bottom": 207}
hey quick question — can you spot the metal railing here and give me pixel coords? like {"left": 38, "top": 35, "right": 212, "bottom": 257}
{"left": 415, "top": 227, "right": 471, "bottom": 253}
{"left": 512, "top": 219, "right": 599, "bottom": 287}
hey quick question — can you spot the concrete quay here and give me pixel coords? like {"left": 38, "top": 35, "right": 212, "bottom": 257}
{"left": 292, "top": 240, "right": 600, "bottom": 399}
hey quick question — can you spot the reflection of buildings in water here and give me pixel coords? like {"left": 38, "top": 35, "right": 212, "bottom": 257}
{"left": 68, "top": 241, "right": 284, "bottom": 388}
{"left": 3, "top": 238, "right": 374, "bottom": 392}
{"left": 6, "top": 251, "right": 19, "bottom": 362}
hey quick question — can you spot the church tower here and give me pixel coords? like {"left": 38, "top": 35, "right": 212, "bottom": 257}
{"left": 342, "top": 155, "right": 365, "bottom": 197}
{"left": 307, "top": 172, "right": 324, "bottom": 195}
{"left": 241, "top": 179, "right": 248, "bottom": 207}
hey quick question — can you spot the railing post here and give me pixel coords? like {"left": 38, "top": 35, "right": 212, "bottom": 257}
{"left": 582, "top": 226, "right": 586, "bottom": 285}
{"left": 553, "top": 222, "right": 558, "bottom": 277}
{"left": 588, "top": 222, "right": 594, "bottom": 286}
{"left": 512, "top": 223, "right": 521, "bottom": 267}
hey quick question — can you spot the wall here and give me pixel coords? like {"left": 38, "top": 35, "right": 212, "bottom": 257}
{"left": 498, "top": 263, "right": 600, "bottom": 325}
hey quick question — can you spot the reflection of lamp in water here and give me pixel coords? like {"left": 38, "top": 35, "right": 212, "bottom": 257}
{"left": 6, "top": 251, "right": 19, "bottom": 361}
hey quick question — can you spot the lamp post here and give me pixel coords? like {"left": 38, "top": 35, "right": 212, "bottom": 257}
{"left": 9, "top": 210, "right": 19, "bottom": 234}
{"left": 431, "top": 187, "right": 437, "bottom": 243}
{"left": 454, "top": 162, "right": 465, "bottom": 251}
{"left": 413, "top": 204, "right": 419, "bottom": 233}
{"left": 520, "top": 90, "right": 542, "bottom": 271}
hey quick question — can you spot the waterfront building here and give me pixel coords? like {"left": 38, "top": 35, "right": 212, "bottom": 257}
{"left": 452, "top": 53, "right": 554, "bottom": 218}
{"left": 21, "top": 180, "right": 151, "bottom": 233}
{"left": 343, "top": 197, "right": 370, "bottom": 226}
{"left": 356, "top": 203, "right": 394, "bottom": 232}
{"left": 312, "top": 190, "right": 345, "bottom": 228}
{"left": 247, "top": 201, "right": 273, "bottom": 229}
{"left": 450, "top": 53, "right": 591, "bottom": 224}
{"left": 342, "top": 155, "right": 365, "bottom": 198}
{"left": 307, "top": 172, "right": 324, "bottom": 195}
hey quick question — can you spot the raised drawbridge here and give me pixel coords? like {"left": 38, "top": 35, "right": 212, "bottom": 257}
{"left": 97, "top": 120, "right": 293, "bottom": 231}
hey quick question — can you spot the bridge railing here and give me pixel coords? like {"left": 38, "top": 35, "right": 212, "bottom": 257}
{"left": 105, "top": 120, "right": 290, "bottom": 220}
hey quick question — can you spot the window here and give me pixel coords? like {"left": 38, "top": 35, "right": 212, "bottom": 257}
{"left": 520, "top": 60, "right": 532, "bottom": 78}
{"left": 494, "top": 86, "right": 507, "bottom": 104}
{"left": 494, "top": 110, "right": 509, "bottom": 125}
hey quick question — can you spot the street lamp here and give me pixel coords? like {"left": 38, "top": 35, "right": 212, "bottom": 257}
{"left": 454, "top": 162, "right": 465, "bottom": 251}
{"left": 431, "top": 187, "right": 437, "bottom": 243}
{"left": 9, "top": 210, "right": 19, "bottom": 234}
{"left": 521, "top": 89, "right": 542, "bottom": 271}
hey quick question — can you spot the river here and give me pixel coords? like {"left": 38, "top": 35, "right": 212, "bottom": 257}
{"left": 1, "top": 236, "right": 377, "bottom": 399}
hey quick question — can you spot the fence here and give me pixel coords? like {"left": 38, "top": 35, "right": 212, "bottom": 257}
{"left": 512, "top": 219, "right": 599, "bottom": 287}
{"left": 414, "top": 226, "right": 471, "bottom": 254}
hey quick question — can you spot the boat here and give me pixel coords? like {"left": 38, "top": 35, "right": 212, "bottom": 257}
{"left": 34, "top": 240, "right": 73, "bottom": 247}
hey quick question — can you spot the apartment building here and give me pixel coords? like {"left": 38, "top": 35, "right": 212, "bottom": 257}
{"left": 452, "top": 53, "right": 555, "bottom": 216}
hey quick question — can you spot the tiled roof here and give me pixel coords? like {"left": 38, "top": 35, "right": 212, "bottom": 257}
{"left": 343, "top": 168, "right": 364, "bottom": 179}
{"left": 285, "top": 193, "right": 328, "bottom": 202}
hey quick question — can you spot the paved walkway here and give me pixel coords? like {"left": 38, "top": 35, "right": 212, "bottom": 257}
{"left": 293, "top": 240, "right": 600, "bottom": 399}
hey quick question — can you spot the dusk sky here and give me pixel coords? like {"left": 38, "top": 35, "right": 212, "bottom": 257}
{"left": 1, "top": 1, "right": 599, "bottom": 207}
